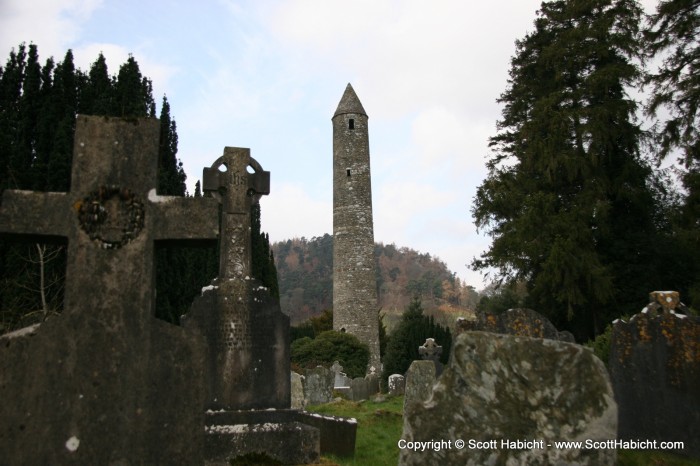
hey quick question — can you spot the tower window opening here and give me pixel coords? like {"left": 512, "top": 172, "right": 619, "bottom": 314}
{"left": 348, "top": 119, "right": 354, "bottom": 130}
{"left": 346, "top": 169, "right": 351, "bottom": 177}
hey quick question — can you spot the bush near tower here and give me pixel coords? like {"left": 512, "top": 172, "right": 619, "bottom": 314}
{"left": 291, "top": 330, "right": 369, "bottom": 379}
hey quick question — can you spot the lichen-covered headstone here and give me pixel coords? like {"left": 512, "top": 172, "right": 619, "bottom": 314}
{"left": 400, "top": 331, "right": 617, "bottom": 466}
{"left": 403, "top": 360, "right": 436, "bottom": 412}
{"left": 456, "top": 307, "right": 575, "bottom": 342}
{"left": 304, "top": 366, "right": 334, "bottom": 405}
{"left": 388, "top": 374, "right": 405, "bottom": 396}
{"left": 610, "top": 292, "right": 699, "bottom": 459}
{"left": 0, "top": 116, "right": 220, "bottom": 465}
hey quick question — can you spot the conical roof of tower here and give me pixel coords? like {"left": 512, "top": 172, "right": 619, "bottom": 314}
{"left": 333, "top": 83, "right": 367, "bottom": 118}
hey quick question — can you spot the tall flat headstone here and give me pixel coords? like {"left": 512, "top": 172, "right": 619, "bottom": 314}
{"left": 403, "top": 360, "right": 436, "bottom": 412}
{"left": 0, "top": 116, "right": 220, "bottom": 464}
{"left": 304, "top": 366, "right": 335, "bottom": 405}
{"left": 610, "top": 292, "right": 699, "bottom": 459}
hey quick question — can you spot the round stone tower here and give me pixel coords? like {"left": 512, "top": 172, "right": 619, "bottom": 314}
{"left": 332, "top": 83, "right": 381, "bottom": 372}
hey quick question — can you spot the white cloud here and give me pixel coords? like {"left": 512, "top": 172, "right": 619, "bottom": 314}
{"left": 263, "top": 0, "right": 542, "bottom": 119}
{"left": 0, "top": 0, "right": 102, "bottom": 59}
{"left": 262, "top": 182, "right": 332, "bottom": 243}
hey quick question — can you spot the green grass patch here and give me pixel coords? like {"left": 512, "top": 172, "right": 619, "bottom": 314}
{"left": 306, "top": 396, "right": 698, "bottom": 466}
{"left": 306, "top": 396, "right": 404, "bottom": 466}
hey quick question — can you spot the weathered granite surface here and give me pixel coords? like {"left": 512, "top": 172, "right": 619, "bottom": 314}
{"left": 610, "top": 298, "right": 699, "bottom": 459}
{"left": 400, "top": 331, "right": 617, "bottom": 466}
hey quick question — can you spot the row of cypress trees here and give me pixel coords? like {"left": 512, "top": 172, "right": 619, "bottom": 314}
{"left": 0, "top": 43, "right": 277, "bottom": 331}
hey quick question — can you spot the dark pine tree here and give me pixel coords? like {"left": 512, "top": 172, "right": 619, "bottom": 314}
{"left": 79, "top": 53, "right": 114, "bottom": 116}
{"left": 381, "top": 298, "right": 451, "bottom": 387}
{"left": 471, "top": 0, "right": 673, "bottom": 340}
{"left": 645, "top": 0, "right": 700, "bottom": 306}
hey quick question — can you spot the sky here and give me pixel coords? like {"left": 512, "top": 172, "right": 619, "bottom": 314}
{"left": 0, "top": 0, "right": 659, "bottom": 290}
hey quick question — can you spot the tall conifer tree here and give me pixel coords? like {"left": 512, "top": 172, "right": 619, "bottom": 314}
{"left": 472, "top": 0, "right": 666, "bottom": 339}
{"left": 645, "top": 0, "right": 700, "bottom": 304}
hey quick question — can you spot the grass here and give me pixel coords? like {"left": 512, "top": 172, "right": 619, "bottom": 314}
{"left": 306, "top": 395, "right": 404, "bottom": 466}
{"left": 306, "top": 395, "right": 699, "bottom": 466}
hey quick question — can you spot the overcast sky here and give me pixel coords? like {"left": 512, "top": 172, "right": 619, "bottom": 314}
{"left": 1, "top": 0, "right": 659, "bottom": 290}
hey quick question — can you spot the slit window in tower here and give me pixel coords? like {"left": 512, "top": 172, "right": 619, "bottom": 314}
{"left": 346, "top": 169, "right": 351, "bottom": 177}
{"left": 349, "top": 118, "right": 354, "bottom": 130}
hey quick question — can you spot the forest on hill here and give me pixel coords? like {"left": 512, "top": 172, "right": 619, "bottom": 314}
{"left": 272, "top": 234, "right": 479, "bottom": 326}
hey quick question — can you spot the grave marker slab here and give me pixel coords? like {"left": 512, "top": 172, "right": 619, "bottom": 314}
{"left": 610, "top": 292, "right": 699, "bottom": 459}
{"left": 0, "top": 115, "right": 220, "bottom": 465}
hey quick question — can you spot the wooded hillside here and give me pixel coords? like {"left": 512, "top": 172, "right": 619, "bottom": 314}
{"left": 272, "top": 234, "right": 478, "bottom": 326}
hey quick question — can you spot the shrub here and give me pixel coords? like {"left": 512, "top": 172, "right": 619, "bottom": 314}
{"left": 291, "top": 330, "right": 369, "bottom": 378}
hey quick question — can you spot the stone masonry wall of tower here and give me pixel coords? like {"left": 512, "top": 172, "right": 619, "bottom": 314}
{"left": 332, "top": 84, "right": 381, "bottom": 372}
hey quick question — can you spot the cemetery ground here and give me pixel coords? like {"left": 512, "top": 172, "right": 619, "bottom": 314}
{"left": 303, "top": 396, "right": 698, "bottom": 466}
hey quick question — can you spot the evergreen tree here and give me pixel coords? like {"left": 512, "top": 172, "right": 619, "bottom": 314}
{"left": 114, "top": 55, "right": 155, "bottom": 118}
{"left": 251, "top": 202, "right": 280, "bottom": 299}
{"left": 157, "top": 96, "right": 186, "bottom": 195}
{"left": 471, "top": 0, "right": 669, "bottom": 339}
{"left": 381, "top": 298, "right": 451, "bottom": 387}
{"left": 79, "top": 53, "right": 114, "bottom": 116}
{"left": 645, "top": 0, "right": 700, "bottom": 305}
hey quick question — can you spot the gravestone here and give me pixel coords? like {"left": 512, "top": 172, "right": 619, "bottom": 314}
{"left": 403, "top": 360, "right": 436, "bottom": 412}
{"left": 400, "top": 331, "right": 617, "bottom": 466}
{"left": 182, "top": 148, "right": 320, "bottom": 464}
{"left": 388, "top": 374, "right": 405, "bottom": 396}
{"left": 610, "top": 291, "right": 699, "bottom": 459}
{"left": 291, "top": 371, "right": 306, "bottom": 410}
{"left": 331, "top": 360, "right": 352, "bottom": 388}
{"left": 456, "top": 307, "right": 575, "bottom": 342}
{"left": 0, "top": 116, "right": 220, "bottom": 464}
{"left": 184, "top": 148, "right": 289, "bottom": 410}
{"left": 350, "top": 377, "right": 369, "bottom": 401}
{"left": 418, "top": 337, "right": 444, "bottom": 376}
{"left": 365, "top": 372, "right": 380, "bottom": 395}
{"left": 304, "top": 366, "right": 334, "bottom": 405}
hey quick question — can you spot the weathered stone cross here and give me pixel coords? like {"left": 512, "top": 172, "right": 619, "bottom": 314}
{"left": 0, "top": 115, "right": 220, "bottom": 464}
{"left": 0, "top": 115, "right": 219, "bottom": 321}
{"left": 202, "top": 146, "right": 269, "bottom": 279}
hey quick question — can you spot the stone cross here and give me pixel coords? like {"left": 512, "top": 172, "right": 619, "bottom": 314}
{"left": 418, "top": 338, "right": 443, "bottom": 362}
{"left": 0, "top": 115, "right": 219, "bottom": 320}
{"left": 202, "top": 147, "right": 269, "bottom": 279}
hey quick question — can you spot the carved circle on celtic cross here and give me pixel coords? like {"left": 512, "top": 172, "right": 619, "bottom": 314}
{"left": 76, "top": 185, "right": 144, "bottom": 249}
{"left": 209, "top": 154, "right": 265, "bottom": 203}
